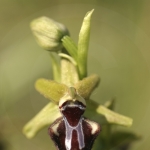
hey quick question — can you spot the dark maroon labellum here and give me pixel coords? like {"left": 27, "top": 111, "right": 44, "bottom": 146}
{"left": 48, "top": 92, "right": 100, "bottom": 150}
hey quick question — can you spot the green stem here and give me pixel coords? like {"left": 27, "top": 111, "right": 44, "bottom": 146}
{"left": 50, "top": 53, "right": 61, "bottom": 82}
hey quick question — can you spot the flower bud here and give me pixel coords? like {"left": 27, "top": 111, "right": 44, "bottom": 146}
{"left": 31, "top": 16, "right": 69, "bottom": 52}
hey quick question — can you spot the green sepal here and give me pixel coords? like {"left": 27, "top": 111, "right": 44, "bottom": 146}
{"left": 35, "top": 78, "right": 68, "bottom": 104}
{"left": 23, "top": 102, "right": 61, "bottom": 139}
{"left": 96, "top": 105, "right": 133, "bottom": 127}
{"left": 85, "top": 100, "right": 132, "bottom": 127}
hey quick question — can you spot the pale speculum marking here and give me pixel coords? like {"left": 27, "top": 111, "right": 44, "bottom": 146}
{"left": 64, "top": 117, "right": 85, "bottom": 150}
{"left": 60, "top": 98, "right": 86, "bottom": 150}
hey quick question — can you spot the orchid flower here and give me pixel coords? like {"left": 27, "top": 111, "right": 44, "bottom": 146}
{"left": 23, "top": 10, "right": 140, "bottom": 150}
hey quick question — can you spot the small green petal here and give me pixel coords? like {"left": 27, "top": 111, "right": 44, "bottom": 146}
{"left": 35, "top": 78, "right": 68, "bottom": 104}
{"left": 23, "top": 102, "right": 61, "bottom": 139}
{"left": 96, "top": 105, "right": 133, "bottom": 127}
{"left": 75, "top": 74, "right": 100, "bottom": 100}
{"left": 78, "top": 9, "right": 94, "bottom": 79}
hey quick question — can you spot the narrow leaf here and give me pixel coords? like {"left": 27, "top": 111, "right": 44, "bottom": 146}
{"left": 78, "top": 9, "right": 94, "bottom": 79}
{"left": 61, "top": 36, "right": 78, "bottom": 61}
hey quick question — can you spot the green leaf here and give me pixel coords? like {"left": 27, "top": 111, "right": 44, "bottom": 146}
{"left": 96, "top": 105, "right": 133, "bottom": 127}
{"left": 23, "top": 102, "right": 61, "bottom": 139}
{"left": 78, "top": 9, "right": 94, "bottom": 79}
{"left": 61, "top": 36, "right": 78, "bottom": 61}
{"left": 35, "top": 78, "right": 68, "bottom": 104}
{"left": 75, "top": 74, "right": 100, "bottom": 100}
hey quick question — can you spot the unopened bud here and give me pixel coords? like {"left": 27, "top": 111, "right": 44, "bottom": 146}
{"left": 31, "top": 16, "right": 69, "bottom": 52}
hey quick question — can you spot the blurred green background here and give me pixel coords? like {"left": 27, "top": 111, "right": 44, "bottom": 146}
{"left": 0, "top": 0, "right": 150, "bottom": 149}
